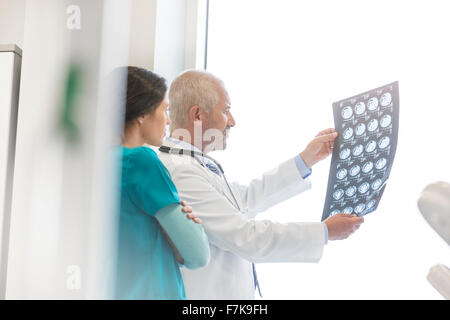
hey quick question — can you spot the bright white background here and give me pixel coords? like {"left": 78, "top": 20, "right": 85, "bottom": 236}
{"left": 206, "top": 0, "right": 450, "bottom": 299}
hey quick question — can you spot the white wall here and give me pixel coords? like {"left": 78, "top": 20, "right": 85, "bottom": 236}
{"left": 6, "top": 0, "right": 131, "bottom": 299}
{"left": 128, "top": 0, "right": 157, "bottom": 70}
{"left": 128, "top": 0, "right": 206, "bottom": 80}
{"left": 153, "top": 0, "right": 206, "bottom": 83}
{"left": 0, "top": 0, "right": 26, "bottom": 48}
{"left": 1, "top": 0, "right": 205, "bottom": 299}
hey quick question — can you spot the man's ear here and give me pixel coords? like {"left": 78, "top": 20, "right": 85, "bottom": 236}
{"left": 189, "top": 105, "right": 202, "bottom": 122}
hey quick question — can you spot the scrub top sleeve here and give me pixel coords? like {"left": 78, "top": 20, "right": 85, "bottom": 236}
{"left": 126, "top": 147, "right": 180, "bottom": 216}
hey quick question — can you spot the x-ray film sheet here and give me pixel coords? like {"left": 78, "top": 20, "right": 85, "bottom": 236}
{"left": 321, "top": 81, "right": 399, "bottom": 221}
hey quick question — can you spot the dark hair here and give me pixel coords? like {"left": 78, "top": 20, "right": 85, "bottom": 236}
{"left": 122, "top": 66, "right": 167, "bottom": 125}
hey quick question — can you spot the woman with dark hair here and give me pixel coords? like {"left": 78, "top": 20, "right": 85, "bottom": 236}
{"left": 114, "top": 67, "right": 210, "bottom": 300}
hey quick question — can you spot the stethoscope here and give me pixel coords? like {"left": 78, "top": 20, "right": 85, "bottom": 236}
{"left": 159, "top": 145, "right": 242, "bottom": 212}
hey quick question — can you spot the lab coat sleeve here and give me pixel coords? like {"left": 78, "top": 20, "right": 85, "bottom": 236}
{"left": 230, "top": 157, "right": 312, "bottom": 217}
{"left": 171, "top": 165, "right": 325, "bottom": 263}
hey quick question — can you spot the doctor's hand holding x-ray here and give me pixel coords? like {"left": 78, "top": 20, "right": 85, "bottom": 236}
{"left": 298, "top": 128, "right": 365, "bottom": 240}
{"left": 301, "top": 128, "right": 364, "bottom": 239}
{"left": 158, "top": 70, "right": 363, "bottom": 299}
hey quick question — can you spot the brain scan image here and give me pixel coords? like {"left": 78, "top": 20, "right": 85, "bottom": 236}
{"left": 362, "top": 161, "right": 374, "bottom": 174}
{"left": 333, "top": 189, "right": 344, "bottom": 200}
{"left": 330, "top": 209, "right": 340, "bottom": 216}
{"left": 345, "top": 186, "right": 357, "bottom": 197}
{"left": 355, "top": 123, "right": 366, "bottom": 136}
{"left": 336, "top": 168, "right": 347, "bottom": 180}
{"left": 343, "top": 127, "right": 354, "bottom": 140}
{"left": 358, "top": 182, "right": 370, "bottom": 194}
{"left": 366, "top": 199, "right": 376, "bottom": 210}
{"left": 367, "top": 97, "right": 379, "bottom": 111}
{"left": 341, "top": 106, "right": 353, "bottom": 119}
{"left": 367, "top": 119, "right": 379, "bottom": 132}
{"left": 365, "top": 140, "right": 376, "bottom": 153}
{"left": 371, "top": 178, "right": 383, "bottom": 190}
{"left": 380, "top": 114, "right": 392, "bottom": 128}
{"left": 378, "top": 136, "right": 390, "bottom": 149}
{"left": 323, "top": 81, "right": 398, "bottom": 221}
{"left": 380, "top": 92, "right": 392, "bottom": 106}
{"left": 375, "top": 158, "right": 387, "bottom": 170}
{"left": 354, "top": 203, "right": 366, "bottom": 214}
{"left": 343, "top": 206, "right": 353, "bottom": 214}
{"left": 349, "top": 165, "right": 361, "bottom": 176}
{"left": 352, "top": 144, "right": 364, "bottom": 157}
{"left": 339, "top": 148, "right": 351, "bottom": 160}
{"left": 354, "top": 101, "right": 366, "bottom": 115}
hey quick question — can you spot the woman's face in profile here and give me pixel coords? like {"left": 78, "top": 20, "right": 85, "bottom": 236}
{"left": 141, "top": 97, "right": 170, "bottom": 147}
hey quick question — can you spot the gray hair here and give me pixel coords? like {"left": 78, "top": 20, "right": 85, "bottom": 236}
{"left": 168, "top": 70, "right": 223, "bottom": 132}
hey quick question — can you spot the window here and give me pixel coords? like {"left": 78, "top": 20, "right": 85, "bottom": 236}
{"left": 206, "top": 0, "right": 450, "bottom": 299}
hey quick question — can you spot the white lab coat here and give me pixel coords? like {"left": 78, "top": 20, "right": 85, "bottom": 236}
{"left": 158, "top": 139, "right": 326, "bottom": 300}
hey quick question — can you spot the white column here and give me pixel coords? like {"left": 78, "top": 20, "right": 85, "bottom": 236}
{"left": 0, "top": 45, "right": 21, "bottom": 299}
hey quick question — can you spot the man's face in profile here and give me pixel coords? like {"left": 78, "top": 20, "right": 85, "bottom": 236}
{"left": 203, "top": 86, "right": 235, "bottom": 152}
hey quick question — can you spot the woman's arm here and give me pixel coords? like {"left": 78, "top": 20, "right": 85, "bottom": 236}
{"left": 160, "top": 226, "right": 184, "bottom": 264}
{"left": 155, "top": 203, "right": 210, "bottom": 269}
{"left": 159, "top": 201, "right": 199, "bottom": 264}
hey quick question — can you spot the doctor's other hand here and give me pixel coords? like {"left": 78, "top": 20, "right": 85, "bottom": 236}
{"left": 181, "top": 200, "right": 202, "bottom": 224}
{"left": 324, "top": 213, "right": 364, "bottom": 240}
{"left": 300, "top": 128, "right": 338, "bottom": 168}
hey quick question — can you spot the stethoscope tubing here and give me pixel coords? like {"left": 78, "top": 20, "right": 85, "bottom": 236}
{"left": 159, "top": 146, "right": 242, "bottom": 211}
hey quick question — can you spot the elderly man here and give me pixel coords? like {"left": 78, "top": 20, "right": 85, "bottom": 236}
{"left": 158, "top": 70, "right": 363, "bottom": 299}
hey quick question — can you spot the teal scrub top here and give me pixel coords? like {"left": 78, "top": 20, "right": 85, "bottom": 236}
{"left": 115, "top": 146, "right": 185, "bottom": 300}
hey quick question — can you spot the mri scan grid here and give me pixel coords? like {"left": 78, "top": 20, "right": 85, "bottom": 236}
{"left": 321, "top": 81, "right": 399, "bottom": 221}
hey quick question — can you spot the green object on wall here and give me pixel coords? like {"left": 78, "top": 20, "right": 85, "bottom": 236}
{"left": 60, "top": 64, "right": 82, "bottom": 143}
